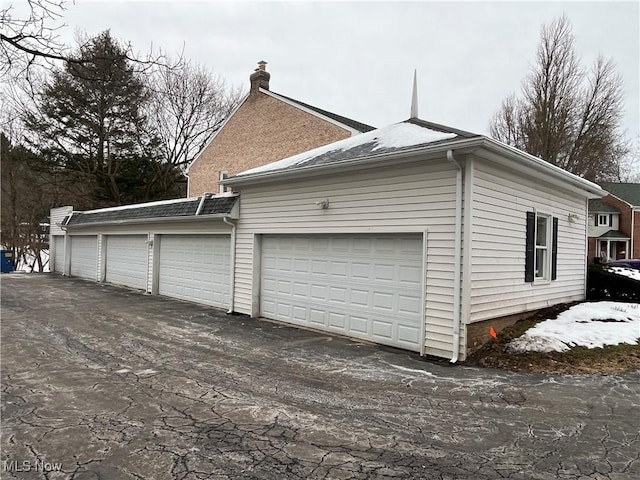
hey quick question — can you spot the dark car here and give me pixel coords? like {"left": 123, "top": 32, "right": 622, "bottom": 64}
{"left": 605, "top": 259, "right": 640, "bottom": 270}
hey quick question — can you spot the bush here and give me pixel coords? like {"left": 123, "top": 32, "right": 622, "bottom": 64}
{"left": 587, "top": 263, "right": 640, "bottom": 302}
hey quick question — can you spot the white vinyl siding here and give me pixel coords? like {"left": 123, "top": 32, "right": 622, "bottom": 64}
{"left": 52, "top": 235, "right": 65, "bottom": 273}
{"left": 261, "top": 234, "right": 423, "bottom": 351}
{"left": 49, "top": 206, "right": 72, "bottom": 236}
{"left": 469, "top": 161, "right": 586, "bottom": 323}
{"left": 104, "top": 235, "right": 148, "bottom": 290}
{"left": 158, "top": 234, "right": 231, "bottom": 308}
{"left": 233, "top": 160, "right": 459, "bottom": 358}
{"left": 69, "top": 236, "right": 98, "bottom": 280}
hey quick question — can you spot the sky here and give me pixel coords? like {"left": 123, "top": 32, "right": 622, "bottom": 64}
{"left": 7, "top": 0, "right": 640, "bottom": 148}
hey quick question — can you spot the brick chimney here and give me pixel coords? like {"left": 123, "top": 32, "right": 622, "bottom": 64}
{"left": 250, "top": 60, "right": 270, "bottom": 93}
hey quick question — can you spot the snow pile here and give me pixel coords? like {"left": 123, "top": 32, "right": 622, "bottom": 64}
{"left": 606, "top": 267, "right": 640, "bottom": 282}
{"left": 508, "top": 302, "right": 640, "bottom": 353}
{"left": 14, "top": 250, "right": 50, "bottom": 273}
{"left": 238, "top": 122, "right": 458, "bottom": 176}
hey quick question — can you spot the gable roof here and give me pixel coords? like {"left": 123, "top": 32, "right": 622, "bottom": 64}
{"left": 65, "top": 195, "right": 238, "bottom": 227}
{"left": 588, "top": 198, "right": 620, "bottom": 213}
{"left": 598, "top": 229, "right": 630, "bottom": 239}
{"left": 599, "top": 182, "right": 640, "bottom": 207}
{"left": 223, "top": 117, "right": 604, "bottom": 199}
{"left": 264, "top": 90, "right": 375, "bottom": 133}
{"left": 231, "top": 118, "right": 477, "bottom": 178}
{"left": 187, "top": 89, "right": 375, "bottom": 175}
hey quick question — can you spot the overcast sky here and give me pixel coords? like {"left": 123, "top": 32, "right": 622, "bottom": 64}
{"left": 10, "top": 0, "right": 640, "bottom": 149}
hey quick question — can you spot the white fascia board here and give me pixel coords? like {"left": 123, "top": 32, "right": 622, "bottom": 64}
{"left": 65, "top": 213, "right": 237, "bottom": 230}
{"left": 477, "top": 138, "right": 607, "bottom": 199}
{"left": 223, "top": 134, "right": 607, "bottom": 200}
{"left": 185, "top": 92, "right": 250, "bottom": 174}
{"left": 259, "top": 88, "right": 362, "bottom": 136}
{"left": 222, "top": 138, "right": 479, "bottom": 187}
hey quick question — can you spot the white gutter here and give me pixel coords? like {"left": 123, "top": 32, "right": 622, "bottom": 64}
{"left": 222, "top": 216, "right": 236, "bottom": 314}
{"left": 64, "top": 213, "right": 233, "bottom": 229}
{"left": 223, "top": 138, "right": 480, "bottom": 186}
{"left": 447, "top": 149, "right": 463, "bottom": 364}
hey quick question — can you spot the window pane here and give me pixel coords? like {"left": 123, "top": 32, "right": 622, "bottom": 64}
{"left": 536, "top": 217, "right": 547, "bottom": 246}
{"left": 535, "top": 249, "right": 546, "bottom": 278}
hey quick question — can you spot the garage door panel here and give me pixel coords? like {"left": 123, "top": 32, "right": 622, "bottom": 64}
{"left": 70, "top": 236, "right": 97, "bottom": 280}
{"left": 158, "top": 234, "right": 229, "bottom": 308}
{"left": 105, "top": 235, "right": 148, "bottom": 290}
{"left": 261, "top": 234, "right": 423, "bottom": 352}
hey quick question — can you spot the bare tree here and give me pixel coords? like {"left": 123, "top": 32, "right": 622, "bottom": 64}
{"left": 1, "top": 0, "right": 179, "bottom": 88}
{"left": 490, "top": 16, "right": 629, "bottom": 182}
{"left": 1, "top": 0, "right": 68, "bottom": 84}
{"left": 147, "top": 60, "right": 243, "bottom": 171}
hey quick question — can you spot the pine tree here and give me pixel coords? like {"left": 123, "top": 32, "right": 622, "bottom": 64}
{"left": 24, "top": 31, "right": 181, "bottom": 207}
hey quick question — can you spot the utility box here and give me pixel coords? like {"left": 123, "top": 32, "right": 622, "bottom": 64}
{"left": 1, "top": 250, "right": 14, "bottom": 273}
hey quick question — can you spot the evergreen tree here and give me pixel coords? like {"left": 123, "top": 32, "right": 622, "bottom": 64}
{"left": 24, "top": 30, "right": 182, "bottom": 208}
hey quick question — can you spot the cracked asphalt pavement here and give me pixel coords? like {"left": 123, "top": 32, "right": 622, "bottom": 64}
{"left": 1, "top": 274, "right": 639, "bottom": 479}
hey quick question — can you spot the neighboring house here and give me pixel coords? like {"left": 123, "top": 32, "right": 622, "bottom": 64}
{"left": 587, "top": 182, "right": 640, "bottom": 262}
{"left": 50, "top": 117, "right": 604, "bottom": 362}
{"left": 186, "top": 61, "right": 374, "bottom": 197}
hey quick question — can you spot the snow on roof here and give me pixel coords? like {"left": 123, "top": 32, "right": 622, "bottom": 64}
{"left": 236, "top": 121, "right": 459, "bottom": 176}
{"left": 83, "top": 197, "right": 201, "bottom": 214}
{"left": 508, "top": 302, "right": 640, "bottom": 353}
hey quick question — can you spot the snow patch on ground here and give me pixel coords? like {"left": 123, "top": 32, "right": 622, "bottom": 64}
{"left": 606, "top": 267, "right": 640, "bottom": 282}
{"left": 508, "top": 302, "right": 640, "bottom": 353}
{"left": 383, "top": 362, "right": 435, "bottom": 376}
{"left": 15, "top": 250, "right": 50, "bottom": 273}
{"left": 238, "top": 122, "right": 457, "bottom": 176}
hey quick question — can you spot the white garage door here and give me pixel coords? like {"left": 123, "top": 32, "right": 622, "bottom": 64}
{"left": 105, "top": 235, "right": 148, "bottom": 290}
{"left": 158, "top": 234, "right": 230, "bottom": 308}
{"left": 69, "top": 236, "right": 98, "bottom": 280}
{"left": 261, "top": 234, "right": 424, "bottom": 351}
{"left": 53, "top": 235, "right": 65, "bottom": 273}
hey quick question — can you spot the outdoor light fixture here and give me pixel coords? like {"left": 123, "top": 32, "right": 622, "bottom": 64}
{"left": 568, "top": 213, "right": 579, "bottom": 223}
{"left": 315, "top": 199, "right": 330, "bottom": 209}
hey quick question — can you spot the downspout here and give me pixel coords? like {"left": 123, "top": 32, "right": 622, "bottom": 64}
{"left": 222, "top": 216, "right": 236, "bottom": 314}
{"left": 195, "top": 192, "right": 211, "bottom": 215}
{"left": 447, "top": 149, "right": 463, "bottom": 363}
{"left": 631, "top": 208, "right": 637, "bottom": 258}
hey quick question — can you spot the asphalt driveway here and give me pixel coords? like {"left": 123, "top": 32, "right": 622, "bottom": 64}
{"left": 1, "top": 274, "right": 639, "bottom": 480}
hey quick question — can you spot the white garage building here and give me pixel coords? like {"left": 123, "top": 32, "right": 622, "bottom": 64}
{"left": 50, "top": 119, "right": 604, "bottom": 360}
{"left": 50, "top": 195, "right": 238, "bottom": 310}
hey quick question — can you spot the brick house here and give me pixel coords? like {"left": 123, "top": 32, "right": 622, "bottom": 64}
{"left": 186, "top": 61, "right": 374, "bottom": 197}
{"left": 587, "top": 182, "right": 640, "bottom": 261}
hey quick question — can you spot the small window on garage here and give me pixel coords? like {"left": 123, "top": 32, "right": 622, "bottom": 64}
{"left": 525, "top": 211, "right": 558, "bottom": 283}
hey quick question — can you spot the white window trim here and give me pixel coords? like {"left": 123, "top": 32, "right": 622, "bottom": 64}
{"left": 534, "top": 212, "right": 552, "bottom": 283}
{"left": 596, "top": 214, "right": 609, "bottom": 227}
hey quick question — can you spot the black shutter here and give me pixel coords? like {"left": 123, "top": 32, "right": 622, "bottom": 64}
{"left": 609, "top": 214, "right": 612, "bottom": 227}
{"left": 525, "top": 211, "right": 535, "bottom": 282}
{"left": 551, "top": 217, "right": 558, "bottom": 280}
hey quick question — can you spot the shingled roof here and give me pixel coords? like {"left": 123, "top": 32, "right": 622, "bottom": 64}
{"left": 267, "top": 90, "right": 376, "bottom": 133}
{"left": 232, "top": 118, "right": 479, "bottom": 179}
{"left": 599, "top": 182, "right": 640, "bottom": 206}
{"left": 66, "top": 195, "right": 238, "bottom": 227}
{"left": 588, "top": 198, "right": 620, "bottom": 213}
